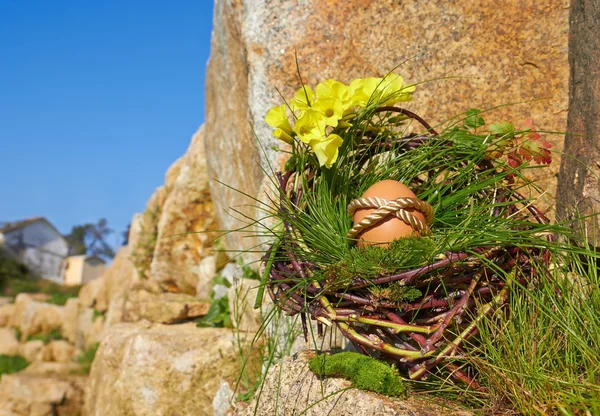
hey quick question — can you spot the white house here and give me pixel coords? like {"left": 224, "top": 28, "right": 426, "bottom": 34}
{"left": 0, "top": 217, "right": 69, "bottom": 284}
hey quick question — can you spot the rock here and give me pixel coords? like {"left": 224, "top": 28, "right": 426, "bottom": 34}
{"left": 196, "top": 255, "right": 217, "bottom": 300}
{"left": 78, "top": 278, "right": 102, "bottom": 309}
{"left": 19, "top": 340, "right": 45, "bottom": 362}
{"left": 124, "top": 289, "right": 210, "bottom": 324}
{"left": 0, "top": 327, "right": 19, "bottom": 355}
{"left": 149, "top": 126, "right": 220, "bottom": 294}
{"left": 62, "top": 298, "right": 105, "bottom": 350}
{"left": 42, "top": 340, "right": 76, "bottom": 363}
{"left": 213, "top": 379, "right": 234, "bottom": 416}
{"left": 229, "top": 278, "right": 262, "bottom": 333}
{"left": 0, "top": 303, "right": 14, "bottom": 327}
{"left": 127, "top": 213, "right": 144, "bottom": 254}
{"left": 9, "top": 295, "right": 64, "bottom": 339}
{"left": 78, "top": 246, "right": 135, "bottom": 313}
{"left": 0, "top": 373, "right": 85, "bottom": 416}
{"left": 235, "top": 351, "right": 472, "bottom": 416}
{"left": 61, "top": 297, "right": 79, "bottom": 343}
{"left": 21, "top": 362, "right": 82, "bottom": 376}
{"left": 104, "top": 292, "right": 126, "bottom": 328}
{"left": 205, "top": 0, "right": 569, "bottom": 259}
{"left": 214, "top": 263, "right": 238, "bottom": 300}
{"left": 85, "top": 322, "right": 259, "bottom": 416}
{"left": 97, "top": 246, "right": 135, "bottom": 312}
{"left": 78, "top": 309, "right": 105, "bottom": 350}
{"left": 131, "top": 185, "right": 169, "bottom": 280}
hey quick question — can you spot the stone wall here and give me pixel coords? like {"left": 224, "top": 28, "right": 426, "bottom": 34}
{"left": 205, "top": 0, "right": 569, "bottom": 259}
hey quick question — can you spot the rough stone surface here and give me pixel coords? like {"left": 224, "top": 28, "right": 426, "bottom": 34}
{"left": 229, "top": 278, "right": 262, "bottom": 333}
{"left": 213, "top": 379, "right": 234, "bottom": 416}
{"left": 131, "top": 185, "right": 169, "bottom": 280}
{"left": 0, "top": 303, "right": 14, "bottom": 327}
{"left": 19, "top": 340, "right": 45, "bottom": 363}
{"left": 78, "top": 278, "right": 102, "bottom": 309}
{"left": 96, "top": 246, "right": 135, "bottom": 312}
{"left": 205, "top": 0, "right": 569, "bottom": 259}
{"left": 79, "top": 246, "right": 134, "bottom": 313}
{"left": 556, "top": 0, "right": 600, "bottom": 239}
{"left": 41, "top": 340, "right": 76, "bottom": 364}
{"left": 235, "top": 351, "right": 472, "bottom": 416}
{"left": 196, "top": 255, "right": 217, "bottom": 300}
{"left": 21, "top": 362, "right": 82, "bottom": 376}
{"left": 123, "top": 289, "right": 210, "bottom": 324}
{"left": 61, "top": 297, "right": 104, "bottom": 350}
{"left": 149, "top": 126, "right": 220, "bottom": 294}
{"left": 60, "top": 297, "right": 79, "bottom": 344}
{"left": 85, "top": 322, "right": 258, "bottom": 416}
{"left": 9, "top": 295, "right": 64, "bottom": 339}
{"left": 0, "top": 327, "right": 19, "bottom": 355}
{"left": 0, "top": 373, "right": 86, "bottom": 416}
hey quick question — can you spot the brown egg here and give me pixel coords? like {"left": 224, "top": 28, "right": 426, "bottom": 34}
{"left": 353, "top": 180, "right": 426, "bottom": 247}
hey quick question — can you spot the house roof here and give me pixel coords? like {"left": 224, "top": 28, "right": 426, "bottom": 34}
{"left": 0, "top": 217, "right": 66, "bottom": 242}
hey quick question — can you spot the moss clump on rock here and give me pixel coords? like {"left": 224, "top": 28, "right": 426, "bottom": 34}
{"left": 309, "top": 352, "right": 406, "bottom": 397}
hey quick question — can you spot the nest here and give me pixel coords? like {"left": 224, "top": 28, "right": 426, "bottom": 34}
{"left": 264, "top": 107, "right": 552, "bottom": 387}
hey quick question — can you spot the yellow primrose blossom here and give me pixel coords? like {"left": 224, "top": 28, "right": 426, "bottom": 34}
{"left": 289, "top": 85, "right": 315, "bottom": 114}
{"left": 377, "top": 74, "right": 415, "bottom": 106}
{"left": 272, "top": 128, "right": 293, "bottom": 144}
{"left": 309, "top": 134, "right": 344, "bottom": 168}
{"left": 349, "top": 75, "right": 415, "bottom": 108}
{"left": 293, "top": 109, "right": 327, "bottom": 143}
{"left": 265, "top": 104, "right": 293, "bottom": 135}
{"left": 316, "top": 80, "right": 353, "bottom": 112}
{"left": 312, "top": 97, "right": 344, "bottom": 127}
{"left": 349, "top": 77, "right": 382, "bottom": 107}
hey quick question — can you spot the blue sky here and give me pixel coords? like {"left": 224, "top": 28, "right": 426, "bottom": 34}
{"left": 0, "top": 1, "right": 214, "bottom": 247}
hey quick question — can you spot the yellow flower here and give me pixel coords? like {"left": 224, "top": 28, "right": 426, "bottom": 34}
{"left": 315, "top": 80, "right": 352, "bottom": 112}
{"left": 272, "top": 128, "right": 293, "bottom": 144}
{"left": 293, "top": 109, "right": 327, "bottom": 143}
{"left": 378, "top": 74, "right": 415, "bottom": 106}
{"left": 312, "top": 97, "right": 344, "bottom": 127}
{"left": 349, "top": 74, "right": 415, "bottom": 108}
{"left": 289, "top": 85, "right": 315, "bottom": 114}
{"left": 349, "top": 77, "right": 382, "bottom": 107}
{"left": 265, "top": 104, "right": 292, "bottom": 135}
{"left": 309, "top": 134, "right": 344, "bottom": 168}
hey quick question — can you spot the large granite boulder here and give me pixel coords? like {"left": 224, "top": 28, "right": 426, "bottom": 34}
{"left": 85, "top": 321, "right": 259, "bottom": 415}
{"left": 123, "top": 288, "right": 210, "bottom": 324}
{"left": 205, "top": 0, "right": 569, "bottom": 259}
{"left": 148, "top": 126, "right": 220, "bottom": 295}
{"left": 236, "top": 351, "right": 472, "bottom": 416}
{"left": 0, "top": 327, "right": 19, "bottom": 355}
{"left": 78, "top": 246, "right": 135, "bottom": 313}
{"left": 8, "top": 294, "right": 64, "bottom": 339}
{"left": 0, "top": 373, "right": 86, "bottom": 416}
{"left": 0, "top": 303, "right": 14, "bottom": 327}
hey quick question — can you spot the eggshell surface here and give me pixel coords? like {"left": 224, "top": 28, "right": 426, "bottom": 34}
{"left": 353, "top": 180, "right": 426, "bottom": 247}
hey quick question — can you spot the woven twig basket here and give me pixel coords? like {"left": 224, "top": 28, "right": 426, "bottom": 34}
{"left": 265, "top": 107, "right": 551, "bottom": 387}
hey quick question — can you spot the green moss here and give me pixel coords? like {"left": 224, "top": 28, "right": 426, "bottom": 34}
{"left": 323, "top": 237, "right": 437, "bottom": 290}
{"left": 309, "top": 352, "right": 406, "bottom": 397}
{"left": 0, "top": 354, "right": 30, "bottom": 375}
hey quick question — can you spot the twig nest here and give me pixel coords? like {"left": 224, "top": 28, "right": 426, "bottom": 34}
{"left": 348, "top": 180, "right": 434, "bottom": 247}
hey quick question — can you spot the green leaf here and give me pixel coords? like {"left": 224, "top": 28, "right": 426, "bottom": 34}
{"left": 464, "top": 108, "right": 485, "bottom": 129}
{"left": 489, "top": 121, "right": 515, "bottom": 136}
